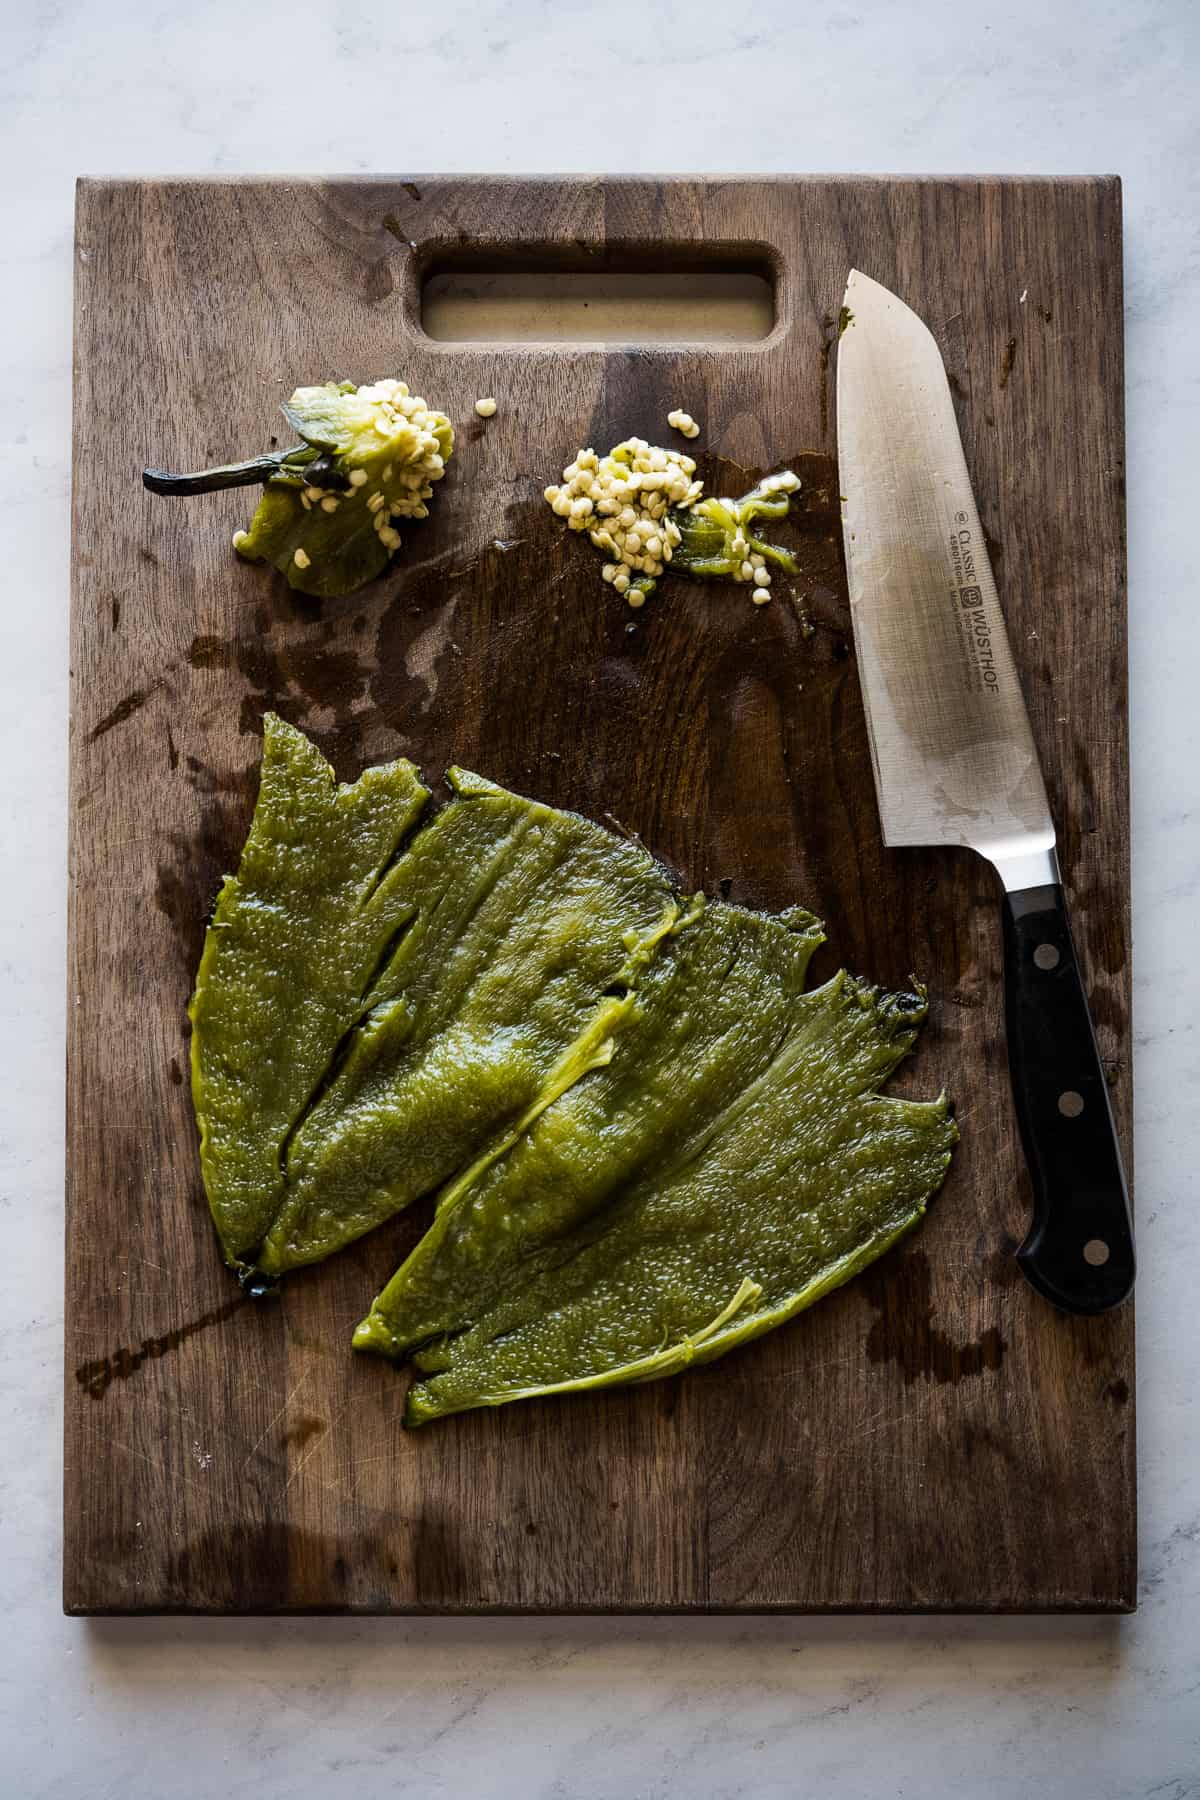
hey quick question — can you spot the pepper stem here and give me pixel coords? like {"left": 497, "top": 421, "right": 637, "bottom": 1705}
{"left": 142, "top": 445, "right": 316, "bottom": 497}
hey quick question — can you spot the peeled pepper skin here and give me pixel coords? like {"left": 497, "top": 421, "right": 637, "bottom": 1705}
{"left": 191, "top": 715, "right": 680, "bottom": 1277}
{"left": 192, "top": 718, "right": 957, "bottom": 1418}
{"left": 354, "top": 902, "right": 828, "bottom": 1358}
{"left": 354, "top": 906, "right": 957, "bottom": 1425}
{"left": 188, "top": 715, "right": 429, "bottom": 1271}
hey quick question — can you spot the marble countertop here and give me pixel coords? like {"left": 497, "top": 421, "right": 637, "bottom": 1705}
{"left": 4, "top": 0, "right": 1198, "bottom": 1793}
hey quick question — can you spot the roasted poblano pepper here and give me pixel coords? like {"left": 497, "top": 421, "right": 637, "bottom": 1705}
{"left": 144, "top": 380, "right": 454, "bottom": 598}
{"left": 190, "top": 715, "right": 681, "bottom": 1279}
{"left": 190, "top": 718, "right": 957, "bottom": 1417}
{"left": 357, "top": 910, "right": 956, "bottom": 1424}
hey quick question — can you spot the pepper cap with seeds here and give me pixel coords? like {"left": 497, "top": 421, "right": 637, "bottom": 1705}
{"left": 143, "top": 378, "right": 454, "bottom": 598}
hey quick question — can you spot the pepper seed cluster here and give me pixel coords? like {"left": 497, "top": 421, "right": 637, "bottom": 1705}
{"left": 544, "top": 438, "right": 703, "bottom": 606}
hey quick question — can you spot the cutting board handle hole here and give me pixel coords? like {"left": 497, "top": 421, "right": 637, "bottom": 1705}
{"left": 419, "top": 249, "right": 776, "bottom": 344}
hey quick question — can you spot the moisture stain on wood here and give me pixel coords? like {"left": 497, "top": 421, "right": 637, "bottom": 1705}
{"left": 816, "top": 310, "right": 853, "bottom": 441}
{"left": 861, "top": 1249, "right": 1005, "bottom": 1384}
{"left": 89, "top": 688, "right": 153, "bottom": 742}
{"left": 188, "top": 634, "right": 230, "bottom": 670}
{"left": 188, "top": 621, "right": 373, "bottom": 773}
{"left": 981, "top": 1244, "right": 1023, "bottom": 1289}
{"left": 75, "top": 1297, "right": 245, "bottom": 1399}
{"left": 155, "top": 782, "right": 254, "bottom": 978}
{"left": 999, "top": 336, "right": 1018, "bottom": 388}
{"left": 382, "top": 215, "right": 419, "bottom": 254}
{"left": 284, "top": 1416, "right": 328, "bottom": 1452}
{"left": 818, "top": 313, "right": 839, "bottom": 439}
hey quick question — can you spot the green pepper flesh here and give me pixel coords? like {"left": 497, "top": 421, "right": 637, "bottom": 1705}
{"left": 190, "top": 718, "right": 957, "bottom": 1417}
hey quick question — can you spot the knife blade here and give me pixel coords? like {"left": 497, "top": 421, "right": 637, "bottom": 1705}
{"left": 836, "top": 269, "right": 1134, "bottom": 1315}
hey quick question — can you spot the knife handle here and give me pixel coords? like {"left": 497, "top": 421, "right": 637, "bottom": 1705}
{"left": 1002, "top": 882, "right": 1135, "bottom": 1314}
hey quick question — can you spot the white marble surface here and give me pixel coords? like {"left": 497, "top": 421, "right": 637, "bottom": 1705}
{"left": 3, "top": 0, "right": 1199, "bottom": 1793}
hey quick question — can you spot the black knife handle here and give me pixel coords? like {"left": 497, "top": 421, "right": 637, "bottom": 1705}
{"left": 1003, "top": 883, "right": 1134, "bottom": 1314}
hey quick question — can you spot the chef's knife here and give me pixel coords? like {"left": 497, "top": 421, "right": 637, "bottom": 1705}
{"left": 835, "top": 269, "right": 1134, "bottom": 1315}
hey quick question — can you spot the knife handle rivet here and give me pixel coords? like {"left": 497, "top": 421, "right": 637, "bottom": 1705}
{"left": 1083, "top": 1238, "right": 1111, "bottom": 1267}
{"left": 1033, "top": 943, "right": 1061, "bottom": 971}
{"left": 1058, "top": 1090, "right": 1085, "bottom": 1119}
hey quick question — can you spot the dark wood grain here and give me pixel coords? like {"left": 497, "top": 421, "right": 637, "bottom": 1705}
{"left": 65, "top": 176, "right": 1134, "bottom": 1613}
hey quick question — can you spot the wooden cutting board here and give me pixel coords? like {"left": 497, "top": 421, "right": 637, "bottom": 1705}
{"left": 66, "top": 176, "right": 1134, "bottom": 1613}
